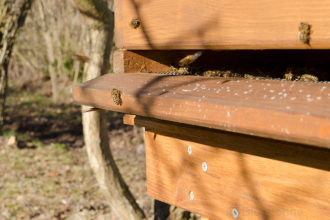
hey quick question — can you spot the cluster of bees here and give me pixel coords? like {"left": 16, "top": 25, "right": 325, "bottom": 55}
{"left": 166, "top": 51, "right": 319, "bottom": 82}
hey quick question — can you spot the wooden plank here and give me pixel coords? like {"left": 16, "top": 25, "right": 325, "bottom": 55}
{"left": 114, "top": 0, "right": 330, "bottom": 49}
{"left": 124, "top": 114, "right": 330, "bottom": 171}
{"left": 73, "top": 73, "right": 330, "bottom": 148}
{"left": 113, "top": 49, "right": 172, "bottom": 73}
{"left": 144, "top": 130, "right": 330, "bottom": 219}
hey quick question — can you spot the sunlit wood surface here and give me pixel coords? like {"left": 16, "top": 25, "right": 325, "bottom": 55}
{"left": 115, "top": 0, "right": 330, "bottom": 49}
{"left": 73, "top": 73, "right": 330, "bottom": 148}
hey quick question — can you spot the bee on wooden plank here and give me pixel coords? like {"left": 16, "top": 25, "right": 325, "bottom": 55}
{"left": 299, "top": 22, "right": 311, "bottom": 45}
{"left": 203, "top": 70, "right": 222, "bottom": 77}
{"left": 178, "top": 51, "right": 203, "bottom": 67}
{"left": 130, "top": 18, "right": 141, "bottom": 29}
{"left": 296, "top": 74, "right": 318, "bottom": 82}
{"left": 284, "top": 72, "right": 294, "bottom": 81}
{"left": 112, "top": 89, "right": 122, "bottom": 105}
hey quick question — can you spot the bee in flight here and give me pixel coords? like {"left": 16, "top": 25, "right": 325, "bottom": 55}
{"left": 178, "top": 51, "right": 203, "bottom": 67}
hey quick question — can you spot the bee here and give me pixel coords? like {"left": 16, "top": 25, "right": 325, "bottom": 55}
{"left": 130, "top": 18, "right": 141, "bottom": 29}
{"left": 176, "top": 67, "right": 190, "bottom": 75}
{"left": 203, "top": 70, "right": 221, "bottom": 77}
{"left": 296, "top": 74, "right": 318, "bottom": 82}
{"left": 178, "top": 51, "right": 203, "bottom": 67}
{"left": 284, "top": 72, "right": 294, "bottom": 81}
{"left": 167, "top": 66, "right": 191, "bottom": 75}
{"left": 111, "top": 89, "right": 122, "bottom": 105}
{"left": 298, "top": 22, "right": 311, "bottom": 45}
{"left": 244, "top": 74, "right": 256, "bottom": 79}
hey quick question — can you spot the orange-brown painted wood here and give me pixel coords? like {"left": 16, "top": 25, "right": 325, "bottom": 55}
{"left": 113, "top": 50, "right": 172, "bottom": 73}
{"left": 144, "top": 130, "right": 330, "bottom": 219}
{"left": 114, "top": 0, "right": 330, "bottom": 49}
{"left": 73, "top": 73, "right": 330, "bottom": 148}
{"left": 124, "top": 114, "right": 329, "bottom": 171}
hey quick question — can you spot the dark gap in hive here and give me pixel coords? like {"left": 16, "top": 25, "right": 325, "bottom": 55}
{"left": 132, "top": 50, "right": 330, "bottom": 81}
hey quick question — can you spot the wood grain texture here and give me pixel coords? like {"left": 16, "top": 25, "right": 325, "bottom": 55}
{"left": 124, "top": 114, "right": 330, "bottom": 171}
{"left": 144, "top": 130, "right": 330, "bottom": 219}
{"left": 73, "top": 73, "right": 330, "bottom": 148}
{"left": 114, "top": 0, "right": 330, "bottom": 49}
{"left": 113, "top": 49, "right": 172, "bottom": 73}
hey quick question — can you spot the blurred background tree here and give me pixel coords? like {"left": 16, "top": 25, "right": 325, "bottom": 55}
{"left": 70, "top": 0, "right": 146, "bottom": 219}
{"left": 0, "top": 0, "right": 33, "bottom": 132}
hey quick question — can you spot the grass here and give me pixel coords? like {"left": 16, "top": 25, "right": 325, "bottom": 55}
{"left": 0, "top": 81, "right": 157, "bottom": 219}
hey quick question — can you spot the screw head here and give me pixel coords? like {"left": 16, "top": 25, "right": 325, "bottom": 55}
{"left": 130, "top": 18, "right": 141, "bottom": 29}
{"left": 189, "top": 191, "right": 194, "bottom": 200}
{"left": 232, "top": 208, "right": 238, "bottom": 218}
{"left": 202, "top": 162, "right": 208, "bottom": 172}
{"left": 187, "top": 146, "right": 192, "bottom": 155}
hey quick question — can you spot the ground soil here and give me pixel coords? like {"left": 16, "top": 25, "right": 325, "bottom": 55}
{"left": 0, "top": 78, "right": 152, "bottom": 220}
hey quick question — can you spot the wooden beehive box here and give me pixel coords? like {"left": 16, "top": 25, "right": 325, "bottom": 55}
{"left": 74, "top": 1, "right": 330, "bottom": 219}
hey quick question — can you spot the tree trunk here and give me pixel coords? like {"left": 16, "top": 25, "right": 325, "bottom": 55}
{"left": 0, "top": 0, "right": 33, "bottom": 131}
{"left": 37, "top": 0, "right": 58, "bottom": 102}
{"left": 74, "top": 0, "right": 146, "bottom": 219}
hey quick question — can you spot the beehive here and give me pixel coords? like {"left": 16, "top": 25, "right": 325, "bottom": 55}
{"left": 74, "top": 1, "right": 330, "bottom": 219}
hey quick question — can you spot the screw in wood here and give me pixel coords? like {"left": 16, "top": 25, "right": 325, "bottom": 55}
{"left": 130, "top": 18, "right": 141, "bottom": 29}
{"left": 187, "top": 145, "right": 192, "bottom": 155}
{"left": 189, "top": 191, "right": 194, "bottom": 200}
{"left": 202, "top": 162, "right": 208, "bottom": 172}
{"left": 232, "top": 208, "right": 238, "bottom": 219}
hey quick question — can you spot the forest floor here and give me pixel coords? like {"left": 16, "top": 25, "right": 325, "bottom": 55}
{"left": 0, "top": 77, "right": 153, "bottom": 220}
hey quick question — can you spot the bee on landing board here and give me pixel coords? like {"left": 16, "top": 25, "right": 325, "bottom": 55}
{"left": 297, "top": 74, "right": 318, "bottom": 82}
{"left": 111, "top": 89, "right": 122, "bottom": 106}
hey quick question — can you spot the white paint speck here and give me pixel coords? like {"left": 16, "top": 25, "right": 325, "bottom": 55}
{"left": 299, "top": 89, "right": 303, "bottom": 93}
{"left": 306, "top": 94, "right": 311, "bottom": 98}
{"left": 270, "top": 96, "right": 276, "bottom": 100}
{"left": 320, "top": 86, "right": 326, "bottom": 92}
{"left": 182, "top": 89, "right": 191, "bottom": 92}
{"left": 269, "top": 90, "right": 274, "bottom": 93}
{"left": 286, "top": 106, "right": 291, "bottom": 110}
{"left": 316, "top": 96, "right": 322, "bottom": 100}
{"left": 290, "top": 97, "right": 296, "bottom": 101}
